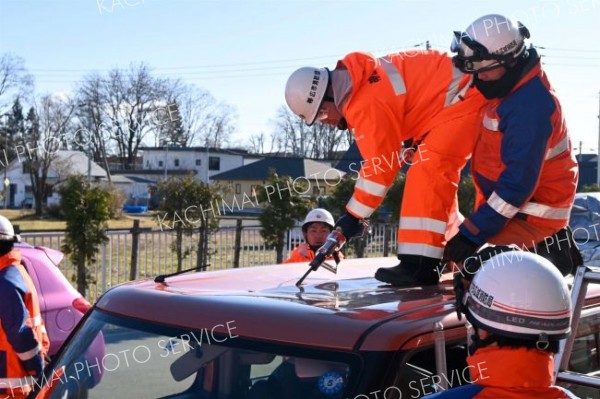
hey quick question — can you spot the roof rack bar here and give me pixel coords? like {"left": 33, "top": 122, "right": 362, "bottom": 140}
{"left": 555, "top": 370, "right": 600, "bottom": 389}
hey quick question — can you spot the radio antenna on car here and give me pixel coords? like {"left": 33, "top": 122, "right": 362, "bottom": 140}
{"left": 155, "top": 264, "right": 210, "bottom": 285}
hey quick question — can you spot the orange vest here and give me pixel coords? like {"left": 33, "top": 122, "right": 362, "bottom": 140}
{"left": 340, "top": 51, "right": 487, "bottom": 259}
{"left": 0, "top": 249, "right": 45, "bottom": 399}
{"left": 462, "top": 61, "right": 578, "bottom": 245}
{"left": 284, "top": 243, "right": 343, "bottom": 264}
{"left": 16, "top": 264, "right": 50, "bottom": 359}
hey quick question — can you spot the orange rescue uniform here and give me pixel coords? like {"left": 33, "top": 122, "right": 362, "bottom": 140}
{"left": 339, "top": 51, "right": 487, "bottom": 260}
{"left": 284, "top": 243, "right": 344, "bottom": 264}
{"left": 0, "top": 249, "right": 46, "bottom": 399}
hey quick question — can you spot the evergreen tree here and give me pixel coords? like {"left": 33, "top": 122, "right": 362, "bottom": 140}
{"left": 1, "top": 98, "right": 25, "bottom": 161}
{"left": 256, "top": 171, "right": 313, "bottom": 263}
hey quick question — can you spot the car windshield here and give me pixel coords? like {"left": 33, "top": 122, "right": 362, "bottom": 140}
{"left": 34, "top": 310, "right": 356, "bottom": 399}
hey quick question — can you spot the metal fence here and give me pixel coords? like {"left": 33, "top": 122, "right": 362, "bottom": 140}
{"left": 21, "top": 220, "right": 397, "bottom": 302}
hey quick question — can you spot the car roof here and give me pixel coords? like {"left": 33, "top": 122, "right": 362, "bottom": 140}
{"left": 95, "top": 257, "right": 600, "bottom": 352}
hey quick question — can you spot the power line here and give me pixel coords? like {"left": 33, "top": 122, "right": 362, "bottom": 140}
{"left": 535, "top": 46, "right": 600, "bottom": 54}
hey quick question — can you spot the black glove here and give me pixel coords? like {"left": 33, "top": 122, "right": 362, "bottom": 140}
{"left": 453, "top": 272, "right": 469, "bottom": 321}
{"left": 334, "top": 212, "right": 362, "bottom": 240}
{"left": 443, "top": 231, "right": 479, "bottom": 264}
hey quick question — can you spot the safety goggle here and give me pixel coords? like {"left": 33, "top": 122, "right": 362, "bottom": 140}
{"left": 451, "top": 31, "right": 508, "bottom": 74}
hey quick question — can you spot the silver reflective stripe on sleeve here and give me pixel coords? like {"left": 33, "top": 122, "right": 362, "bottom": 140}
{"left": 397, "top": 242, "right": 444, "bottom": 259}
{"left": 16, "top": 344, "right": 40, "bottom": 361}
{"left": 483, "top": 114, "right": 499, "bottom": 131}
{"left": 488, "top": 192, "right": 520, "bottom": 218}
{"left": 0, "top": 376, "right": 35, "bottom": 388}
{"left": 378, "top": 57, "right": 406, "bottom": 96}
{"left": 445, "top": 68, "right": 470, "bottom": 106}
{"left": 354, "top": 177, "right": 389, "bottom": 198}
{"left": 545, "top": 135, "right": 569, "bottom": 160}
{"left": 399, "top": 217, "right": 447, "bottom": 234}
{"left": 346, "top": 196, "right": 376, "bottom": 219}
{"left": 32, "top": 314, "right": 42, "bottom": 327}
{"left": 520, "top": 202, "right": 571, "bottom": 220}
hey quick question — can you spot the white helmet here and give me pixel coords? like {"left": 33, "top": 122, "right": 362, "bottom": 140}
{"left": 302, "top": 208, "right": 334, "bottom": 231}
{"left": 0, "top": 215, "right": 20, "bottom": 242}
{"left": 285, "top": 67, "right": 329, "bottom": 126}
{"left": 451, "top": 14, "right": 530, "bottom": 73}
{"left": 465, "top": 251, "right": 571, "bottom": 341}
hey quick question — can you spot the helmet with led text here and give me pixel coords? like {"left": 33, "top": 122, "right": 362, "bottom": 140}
{"left": 460, "top": 251, "right": 571, "bottom": 345}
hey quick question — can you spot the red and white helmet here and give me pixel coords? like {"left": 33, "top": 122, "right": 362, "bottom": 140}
{"left": 451, "top": 14, "right": 530, "bottom": 74}
{"left": 466, "top": 251, "right": 571, "bottom": 341}
{"left": 302, "top": 209, "right": 335, "bottom": 231}
{"left": 285, "top": 67, "right": 330, "bottom": 126}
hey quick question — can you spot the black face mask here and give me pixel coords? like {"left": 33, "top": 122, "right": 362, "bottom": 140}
{"left": 473, "top": 53, "right": 531, "bottom": 99}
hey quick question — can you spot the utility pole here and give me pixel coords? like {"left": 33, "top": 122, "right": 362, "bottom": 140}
{"left": 87, "top": 111, "right": 92, "bottom": 184}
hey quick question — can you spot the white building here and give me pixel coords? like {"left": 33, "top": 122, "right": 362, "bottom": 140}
{"left": 1, "top": 150, "right": 114, "bottom": 209}
{"left": 136, "top": 146, "right": 253, "bottom": 183}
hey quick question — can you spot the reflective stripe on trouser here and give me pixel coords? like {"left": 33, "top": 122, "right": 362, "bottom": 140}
{"left": 397, "top": 113, "right": 480, "bottom": 259}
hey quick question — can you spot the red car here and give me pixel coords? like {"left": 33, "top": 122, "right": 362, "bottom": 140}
{"left": 30, "top": 258, "right": 600, "bottom": 398}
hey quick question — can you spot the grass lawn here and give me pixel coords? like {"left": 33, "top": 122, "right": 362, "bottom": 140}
{"left": 0, "top": 209, "right": 159, "bottom": 231}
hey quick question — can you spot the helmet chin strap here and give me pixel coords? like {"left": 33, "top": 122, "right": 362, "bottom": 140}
{"left": 337, "top": 118, "right": 348, "bottom": 130}
{"left": 468, "top": 326, "right": 498, "bottom": 356}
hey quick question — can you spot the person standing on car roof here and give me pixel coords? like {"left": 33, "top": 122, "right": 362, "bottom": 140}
{"left": 0, "top": 215, "right": 47, "bottom": 399}
{"left": 443, "top": 14, "right": 581, "bottom": 276}
{"left": 285, "top": 47, "right": 487, "bottom": 286}
{"left": 425, "top": 251, "right": 579, "bottom": 398}
{"left": 284, "top": 208, "right": 344, "bottom": 264}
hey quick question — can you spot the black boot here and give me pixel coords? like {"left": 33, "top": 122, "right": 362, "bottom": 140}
{"left": 375, "top": 255, "right": 441, "bottom": 287}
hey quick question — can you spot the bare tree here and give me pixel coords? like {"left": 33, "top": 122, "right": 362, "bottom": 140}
{"left": 76, "top": 72, "right": 236, "bottom": 158}
{"left": 201, "top": 102, "right": 236, "bottom": 149}
{"left": 308, "top": 122, "right": 347, "bottom": 159}
{"left": 273, "top": 106, "right": 310, "bottom": 156}
{"left": 75, "top": 64, "right": 159, "bottom": 170}
{"left": 22, "top": 94, "right": 76, "bottom": 215}
{"left": 0, "top": 53, "right": 33, "bottom": 108}
{"left": 247, "top": 132, "right": 275, "bottom": 154}
{"left": 272, "top": 106, "right": 349, "bottom": 158}
{"left": 154, "top": 82, "right": 236, "bottom": 148}
{"left": 73, "top": 72, "right": 114, "bottom": 182}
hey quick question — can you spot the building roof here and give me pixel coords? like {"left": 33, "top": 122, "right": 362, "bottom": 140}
{"left": 211, "top": 157, "right": 344, "bottom": 181}
{"left": 122, "top": 175, "right": 156, "bottom": 184}
{"left": 139, "top": 146, "right": 249, "bottom": 156}
{"left": 334, "top": 142, "right": 362, "bottom": 174}
{"left": 100, "top": 175, "right": 134, "bottom": 184}
{"left": 51, "top": 150, "right": 107, "bottom": 177}
{"left": 577, "top": 153, "right": 598, "bottom": 163}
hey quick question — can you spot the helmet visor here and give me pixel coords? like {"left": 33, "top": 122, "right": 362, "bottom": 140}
{"left": 451, "top": 30, "right": 523, "bottom": 74}
{"left": 452, "top": 56, "right": 504, "bottom": 74}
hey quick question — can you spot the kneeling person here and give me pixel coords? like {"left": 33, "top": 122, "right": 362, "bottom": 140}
{"left": 285, "top": 209, "right": 343, "bottom": 264}
{"left": 426, "top": 251, "right": 578, "bottom": 398}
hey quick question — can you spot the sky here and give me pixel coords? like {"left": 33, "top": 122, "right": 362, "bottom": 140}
{"left": 0, "top": 0, "right": 599, "bottom": 153}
